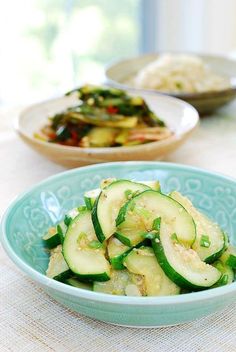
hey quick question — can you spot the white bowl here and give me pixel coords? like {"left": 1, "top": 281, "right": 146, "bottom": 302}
{"left": 16, "top": 92, "right": 199, "bottom": 168}
{"left": 106, "top": 53, "right": 236, "bottom": 114}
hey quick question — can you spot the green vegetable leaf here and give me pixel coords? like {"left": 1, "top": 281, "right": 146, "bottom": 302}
{"left": 171, "top": 233, "right": 179, "bottom": 243}
{"left": 64, "top": 215, "right": 72, "bottom": 227}
{"left": 77, "top": 205, "right": 87, "bottom": 213}
{"left": 56, "top": 224, "right": 64, "bottom": 243}
{"left": 143, "top": 232, "right": 157, "bottom": 240}
{"left": 226, "top": 254, "right": 236, "bottom": 269}
{"left": 88, "top": 240, "right": 103, "bottom": 249}
{"left": 124, "top": 189, "right": 133, "bottom": 200}
{"left": 175, "top": 82, "right": 183, "bottom": 90}
{"left": 152, "top": 217, "right": 161, "bottom": 232}
{"left": 200, "top": 235, "right": 211, "bottom": 248}
{"left": 77, "top": 232, "right": 87, "bottom": 245}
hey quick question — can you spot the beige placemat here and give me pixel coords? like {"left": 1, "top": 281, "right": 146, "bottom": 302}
{"left": 0, "top": 105, "right": 236, "bottom": 351}
{"left": 0, "top": 249, "right": 236, "bottom": 352}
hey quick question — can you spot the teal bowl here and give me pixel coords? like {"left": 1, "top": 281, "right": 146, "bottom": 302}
{"left": 1, "top": 162, "right": 236, "bottom": 327}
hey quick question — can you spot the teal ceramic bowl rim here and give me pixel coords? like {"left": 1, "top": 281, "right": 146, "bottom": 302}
{"left": 1, "top": 161, "right": 236, "bottom": 306}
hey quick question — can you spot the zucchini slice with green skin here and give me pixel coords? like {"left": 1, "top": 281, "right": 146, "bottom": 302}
{"left": 43, "top": 223, "right": 66, "bottom": 249}
{"left": 44, "top": 207, "right": 80, "bottom": 248}
{"left": 64, "top": 207, "right": 80, "bottom": 227}
{"left": 85, "top": 181, "right": 159, "bottom": 211}
{"left": 65, "top": 277, "right": 93, "bottom": 290}
{"left": 93, "top": 269, "right": 145, "bottom": 296}
{"left": 116, "top": 190, "right": 196, "bottom": 247}
{"left": 139, "top": 180, "right": 161, "bottom": 191}
{"left": 170, "top": 191, "right": 226, "bottom": 263}
{"left": 86, "top": 180, "right": 159, "bottom": 212}
{"left": 63, "top": 210, "right": 111, "bottom": 281}
{"left": 84, "top": 188, "right": 101, "bottom": 210}
{"left": 46, "top": 245, "right": 72, "bottom": 282}
{"left": 107, "top": 236, "right": 131, "bottom": 270}
{"left": 152, "top": 221, "right": 221, "bottom": 290}
{"left": 212, "top": 260, "right": 234, "bottom": 287}
{"left": 87, "top": 127, "right": 118, "bottom": 147}
{"left": 107, "top": 237, "right": 151, "bottom": 270}
{"left": 92, "top": 180, "right": 150, "bottom": 242}
{"left": 100, "top": 178, "right": 161, "bottom": 191}
{"left": 124, "top": 247, "right": 180, "bottom": 296}
{"left": 100, "top": 178, "right": 117, "bottom": 189}
{"left": 220, "top": 245, "right": 236, "bottom": 269}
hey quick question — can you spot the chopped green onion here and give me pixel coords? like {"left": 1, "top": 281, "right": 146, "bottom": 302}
{"left": 88, "top": 240, "right": 103, "bottom": 249}
{"left": 56, "top": 224, "right": 63, "bottom": 235}
{"left": 171, "top": 233, "right": 179, "bottom": 243}
{"left": 77, "top": 205, "right": 87, "bottom": 213}
{"left": 200, "top": 235, "right": 211, "bottom": 248}
{"left": 77, "top": 232, "right": 87, "bottom": 245}
{"left": 223, "top": 232, "right": 229, "bottom": 250}
{"left": 131, "top": 190, "right": 140, "bottom": 198}
{"left": 124, "top": 189, "right": 133, "bottom": 200}
{"left": 56, "top": 224, "right": 64, "bottom": 243}
{"left": 175, "top": 82, "right": 183, "bottom": 90}
{"left": 64, "top": 215, "right": 72, "bottom": 227}
{"left": 152, "top": 217, "right": 161, "bottom": 232}
{"left": 143, "top": 232, "right": 156, "bottom": 240}
{"left": 125, "top": 189, "right": 140, "bottom": 200}
{"left": 226, "top": 254, "right": 236, "bottom": 269}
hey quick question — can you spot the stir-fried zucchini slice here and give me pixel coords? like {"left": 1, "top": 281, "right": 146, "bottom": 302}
{"left": 93, "top": 269, "right": 145, "bottom": 296}
{"left": 46, "top": 245, "right": 72, "bottom": 282}
{"left": 220, "top": 245, "right": 236, "bottom": 269}
{"left": 152, "top": 221, "right": 221, "bottom": 290}
{"left": 212, "top": 260, "right": 234, "bottom": 287}
{"left": 124, "top": 247, "right": 180, "bottom": 296}
{"left": 84, "top": 188, "right": 101, "bottom": 210}
{"left": 116, "top": 190, "right": 196, "bottom": 247}
{"left": 63, "top": 210, "right": 111, "bottom": 281}
{"left": 170, "top": 191, "right": 226, "bottom": 263}
{"left": 92, "top": 180, "right": 150, "bottom": 242}
{"left": 65, "top": 277, "right": 93, "bottom": 290}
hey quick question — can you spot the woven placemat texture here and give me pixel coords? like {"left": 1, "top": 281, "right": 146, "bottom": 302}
{"left": 1, "top": 246, "right": 236, "bottom": 352}
{"left": 0, "top": 106, "right": 236, "bottom": 351}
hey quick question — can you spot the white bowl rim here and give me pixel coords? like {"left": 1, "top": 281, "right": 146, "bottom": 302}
{"left": 16, "top": 92, "right": 199, "bottom": 154}
{"left": 1, "top": 161, "right": 236, "bottom": 306}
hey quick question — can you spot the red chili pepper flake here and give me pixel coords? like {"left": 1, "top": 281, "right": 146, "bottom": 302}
{"left": 71, "top": 130, "right": 78, "bottom": 141}
{"left": 106, "top": 105, "right": 118, "bottom": 114}
{"left": 48, "top": 132, "right": 56, "bottom": 140}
